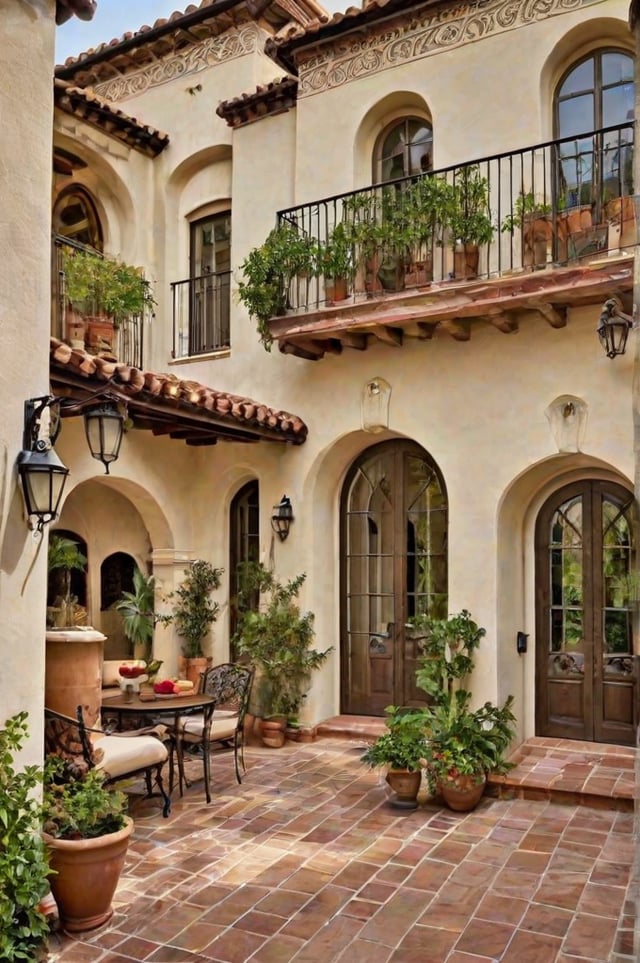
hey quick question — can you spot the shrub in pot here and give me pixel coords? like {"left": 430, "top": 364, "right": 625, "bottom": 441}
{"left": 159, "top": 559, "right": 224, "bottom": 688}
{"left": 233, "top": 562, "right": 332, "bottom": 744}
{"left": 361, "top": 705, "right": 428, "bottom": 808}
{"left": 410, "top": 609, "right": 516, "bottom": 810}
{"left": 0, "top": 712, "right": 51, "bottom": 962}
{"left": 114, "top": 566, "right": 157, "bottom": 661}
{"left": 41, "top": 757, "right": 132, "bottom": 934}
{"left": 445, "top": 165, "right": 494, "bottom": 278}
{"left": 47, "top": 533, "right": 87, "bottom": 628}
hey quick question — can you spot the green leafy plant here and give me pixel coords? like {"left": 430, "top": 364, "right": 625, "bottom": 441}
{"left": 42, "top": 758, "right": 127, "bottom": 840}
{"left": 361, "top": 706, "right": 428, "bottom": 772}
{"left": 316, "top": 222, "right": 355, "bottom": 282}
{"left": 233, "top": 562, "right": 332, "bottom": 719}
{"left": 238, "top": 225, "right": 316, "bottom": 349}
{"left": 0, "top": 712, "right": 51, "bottom": 962}
{"left": 501, "top": 191, "right": 551, "bottom": 233}
{"left": 114, "top": 567, "right": 157, "bottom": 658}
{"left": 62, "top": 248, "right": 156, "bottom": 324}
{"left": 446, "top": 164, "right": 495, "bottom": 247}
{"left": 159, "top": 559, "right": 223, "bottom": 659}
{"left": 409, "top": 610, "right": 516, "bottom": 792}
{"left": 47, "top": 534, "right": 87, "bottom": 626}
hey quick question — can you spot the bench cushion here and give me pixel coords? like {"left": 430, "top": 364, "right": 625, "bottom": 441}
{"left": 92, "top": 733, "right": 168, "bottom": 780}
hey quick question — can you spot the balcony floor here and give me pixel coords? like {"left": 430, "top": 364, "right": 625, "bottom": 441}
{"left": 47, "top": 732, "right": 637, "bottom": 962}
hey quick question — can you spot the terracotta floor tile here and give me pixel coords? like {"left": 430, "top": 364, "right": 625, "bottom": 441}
{"left": 390, "top": 924, "right": 458, "bottom": 962}
{"left": 500, "top": 928, "right": 562, "bottom": 962}
{"left": 454, "top": 918, "right": 515, "bottom": 957}
{"left": 519, "top": 901, "right": 574, "bottom": 937}
{"left": 562, "top": 912, "right": 620, "bottom": 959}
{"left": 404, "top": 858, "right": 453, "bottom": 891}
{"left": 577, "top": 881, "right": 627, "bottom": 918}
{"left": 359, "top": 887, "right": 431, "bottom": 945}
{"left": 255, "top": 888, "right": 310, "bottom": 918}
{"left": 474, "top": 893, "right": 529, "bottom": 925}
{"left": 247, "top": 933, "right": 306, "bottom": 963}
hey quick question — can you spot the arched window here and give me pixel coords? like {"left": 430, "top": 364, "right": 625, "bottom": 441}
{"left": 229, "top": 481, "right": 260, "bottom": 656}
{"left": 53, "top": 186, "right": 103, "bottom": 250}
{"left": 555, "top": 50, "right": 634, "bottom": 215}
{"left": 100, "top": 552, "right": 136, "bottom": 611}
{"left": 373, "top": 117, "right": 433, "bottom": 184}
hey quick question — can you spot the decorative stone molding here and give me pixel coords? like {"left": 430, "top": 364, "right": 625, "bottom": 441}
{"left": 94, "top": 23, "right": 262, "bottom": 102}
{"left": 545, "top": 394, "right": 588, "bottom": 453}
{"left": 362, "top": 377, "right": 391, "bottom": 433}
{"left": 298, "top": 0, "right": 592, "bottom": 97}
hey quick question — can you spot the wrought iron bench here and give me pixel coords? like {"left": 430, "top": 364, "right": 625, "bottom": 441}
{"left": 44, "top": 705, "right": 171, "bottom": 817}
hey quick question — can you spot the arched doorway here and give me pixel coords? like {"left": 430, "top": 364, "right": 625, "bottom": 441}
{"left": 340, "top": 440, "right": 447, "bottom": 714}
{"left": 535, "top": 479, "right": 637, "bottom": 745}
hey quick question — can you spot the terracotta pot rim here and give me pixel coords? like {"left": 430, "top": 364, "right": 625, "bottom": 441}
{"left": 43, "top": 816, "right": 134, "bottom": 852}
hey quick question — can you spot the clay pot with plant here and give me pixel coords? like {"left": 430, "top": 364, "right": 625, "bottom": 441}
{"left": 409, "top": 609, "right": 516, "bottom": 811}
{"left": 501, "top": 191, "right": 552, "bottom": 269}
{"left": 114, "top": 567, "right": 157, "bottom": 661}
{"left": 47, "top": 534, "right": 87, "bottom": 628}
{"left": 361, "top": 705, "right": 428, "bottom": 809}
{"left": 445, "top": 165, "right": 495, "bottom": 279}
{"left": 233, "top": 562, "right": 332, "bottom": 746}
{"left": 41, "top": 756, "right": 132, "bottom": 934}
{"left": 159, "top": 559, "right": 224, "bottom": 688}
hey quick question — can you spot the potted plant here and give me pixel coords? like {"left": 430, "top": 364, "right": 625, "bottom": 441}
{"left": 238, "top": 224, "right": 317, "bottom": 350}
{"left": 114, "top": 567, "right": 157, "bottom": 660}
{"left": 501, "top": 191, "right": 552, "bottom": 268}
{"left": 47, "top": 533, "right": 87, "bottom": 628}
{"left": 0, "top": 712, "right": 51, "bottom": 962}
{"left": 317, "top": 222, "right": 355, "bottom": 302}
{"left": 361, "top": 705, "right": 428, "bottom": 809}
{"left": 410, "top": 609, "right": 516, "bottom": 811}
{"left": 159, "top": 559, "right": 224, "bottom": 688}
{"left": 233, "top": 562, "right": 332, "bottom": 747}
{"left": 41, "top": 757, "right": 132, "bottom": 934}
{"left": 446, "top": 164, "right": 495, "bottom": 279}
{"left": 61, "top": 247, "right": 156, "bottom": 349}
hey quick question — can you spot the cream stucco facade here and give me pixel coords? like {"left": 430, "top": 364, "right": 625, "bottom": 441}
{"left": 7, "top": 0, "right": 630, "bottom": 746}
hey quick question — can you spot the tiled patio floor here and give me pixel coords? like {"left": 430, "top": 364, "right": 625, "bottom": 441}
{"left": 46, "top": 734, "right": 638, "bottom": 963}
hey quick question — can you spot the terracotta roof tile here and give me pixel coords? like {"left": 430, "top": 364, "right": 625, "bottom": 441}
{"left": 54, "top": 80, "right": 170, "bottom": 157}
{"left": 216, "top": 75, "right": 297, "bottom": 127}
{"left": 49, "top": 339, "right": 307, "bottom": 445}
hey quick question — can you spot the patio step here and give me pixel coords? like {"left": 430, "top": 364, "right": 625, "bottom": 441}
{"left": 316, "top": 719, "right": 636, "bottom": 811}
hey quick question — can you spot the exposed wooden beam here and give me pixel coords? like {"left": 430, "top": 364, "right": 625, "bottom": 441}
{"left": 369, "top": 325, "right": 403, "bottom": 347}
{"left": 531, "top": 302, "right": 567, "bottom": 328}
{"left": 440, "top": 319, "right": 470, "bottom": 341}
{"left": 337, "top": 332, "right": 368, "bottom": 350}
{"left": 488, "top": 312, "right": 519, "bottom": 333}
{"left": 416, "top": 321, "right": 439, "bottom": 340}
{"left": 280, "top": 341, "right": 324, "bottom": 361}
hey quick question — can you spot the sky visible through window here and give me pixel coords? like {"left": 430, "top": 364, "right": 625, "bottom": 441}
{"left": 56, "top": 0, "right": 351, "bottom": 63}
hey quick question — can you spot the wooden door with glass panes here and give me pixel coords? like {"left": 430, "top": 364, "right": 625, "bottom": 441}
{"left": 340, "top": 440, "right": 448, "bottom": 715}
{"left": 189, "top": 212, "right": 231, "bottom": 353}
{"left": 535, "top": 480, "right": 637, "bottom": 745}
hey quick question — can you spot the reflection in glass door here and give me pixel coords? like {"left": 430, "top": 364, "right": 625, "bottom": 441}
{"left": 535, "top": 480, "right": 637, "bottom": 744}
{"left": 340, "top": 441, "right": 447, "bottom": 715}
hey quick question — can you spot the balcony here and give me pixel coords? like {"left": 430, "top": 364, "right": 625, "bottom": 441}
{"left": 264, "top": 124, "right": 635, "bottom": 359}
{"left": 171, "top": 271, "right": 231, "bottom": 359}
{"left": 52, "top": 236, "right": 147, "bottom": 369}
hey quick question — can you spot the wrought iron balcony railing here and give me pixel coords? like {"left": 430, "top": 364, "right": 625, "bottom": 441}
{"left": 52, "top": 235, "right": 146, "bottom": 369}
{"left": 171, "top": 271, "right": 231, "bottom": 359}
{"left": 273, "top": 123, "right": 635, "bottom": 315}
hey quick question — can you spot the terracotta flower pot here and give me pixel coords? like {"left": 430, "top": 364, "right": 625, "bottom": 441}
{"left": 440, "top": 772, "right": 486, "bottom": 812}
{"left": 260, "top": 718, "right": 286, "bottom": 748}
{"left": 385, "top": 768, "right": 422, "bottom": 810}
{"left": 43, "top": 817, "right": 134, "bottom": 934}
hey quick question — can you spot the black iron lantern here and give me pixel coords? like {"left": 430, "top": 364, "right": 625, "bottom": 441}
{"left": 17, "top": 447, "right": 69, "bottom": 532}
{"left": 271, "top": 495, "right": 294, "bottom": 541}
{"left": 597, "top": 298, "right": 633, "bottom": 359}
{"left": 83, "top": 403, "right": 125, "bottom": 474}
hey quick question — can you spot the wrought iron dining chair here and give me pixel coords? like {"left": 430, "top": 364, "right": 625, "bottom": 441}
{"left": 173, "top": 662, "right": 253, "bottom": 803}
{"left": 44, "top": 705, "right": 172, "bottom": 816}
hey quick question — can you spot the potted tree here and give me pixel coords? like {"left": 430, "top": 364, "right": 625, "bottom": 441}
{"left": 361, "top": 705, "right": 428, "bottom": 809}
{"left": 233, "top": 562, "right": 332, "bottom": 747}
{"left": 114, "top": 567, "right": 156, "bottom": 661}
{"left": 446, "top": 165, "right": 495, "bottom": 279}
{"left": 47, "top": 533, "right": 87, "bottom": 628}
{"left": 160, "top": 559, "right": 224, "bottom": 688}
{"left": 316, "top": 222, "right": 355, "bottom": 302}
{"left": 410, "top": 609, "right": 516, "bottom": 811}
{"left": 0, "top": 712, "right": 51, "bottom": 962}
{"left": 238, "top": 224, "right": 317, "bottom": 350}
{"left": 501, "top": 191, "right": 552, "bottom": 269}
{"left": 41, "top": 757, "right": 132, "bottom": 934}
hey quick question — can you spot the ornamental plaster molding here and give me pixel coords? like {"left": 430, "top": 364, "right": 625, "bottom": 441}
{"left": 93, "top": 23, "right": 262, "bottom": 102}
{"left": 298, "top": 0, "right": 601, "bottom": 97}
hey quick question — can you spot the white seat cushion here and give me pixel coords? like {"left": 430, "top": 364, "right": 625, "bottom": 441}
{"left": 92, "top": 733, "right": 168, "bottom": 780}
{"left": 180, "top": 710, "right": 237, "bottom": 742}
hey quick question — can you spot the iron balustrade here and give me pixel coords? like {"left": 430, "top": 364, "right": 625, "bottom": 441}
{"left": 171, "top": 271, "right": 231, "bottom": 359}
{"left": 52, "top": 235, "right": 145, "bottom": 369}
{"left": 274, "top": 122, "right": 635, "bottom": 315}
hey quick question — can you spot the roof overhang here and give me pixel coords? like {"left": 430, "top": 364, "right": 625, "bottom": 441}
{"left": 49, "top": 339, "right": 307, "bottom": 446}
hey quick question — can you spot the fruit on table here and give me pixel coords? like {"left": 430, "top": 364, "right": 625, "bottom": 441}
{"left": 153, "top": 679, "right": 176, "bottom": 694}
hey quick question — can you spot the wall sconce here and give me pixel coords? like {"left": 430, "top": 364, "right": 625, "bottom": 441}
{"left": 597, "top": 298, "right": 633, "bottom": 358}
{"left": 271, "top": 495, "right": 294, "bottom": 541}
{"left": 17, "top": 393, "right": 125, "bottom": 532}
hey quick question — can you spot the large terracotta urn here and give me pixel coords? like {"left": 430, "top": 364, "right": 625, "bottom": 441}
{"left": 45, "top": 628, "right": 107, "bottom": 726}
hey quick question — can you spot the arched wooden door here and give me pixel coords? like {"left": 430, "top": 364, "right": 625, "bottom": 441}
{"left": 340, "top": 440, "right": 447, "bottom": 715}
{"left": 535, "top": 480, "right": 637, "bottom": 745}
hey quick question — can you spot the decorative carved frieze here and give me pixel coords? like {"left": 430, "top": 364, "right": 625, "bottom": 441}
{"left": 298, "top": 0, "right": 598, "bottom": 96}
{"left": 94, "top": 24, "right": 262, "bottom": 102}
